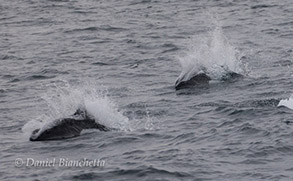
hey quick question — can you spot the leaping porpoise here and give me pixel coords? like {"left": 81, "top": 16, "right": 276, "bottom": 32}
{"left": 175, "top": 71, "right": 243, "bottom": 90}
{"left": 30, "top": 108, "right": 109, "bottom": 141}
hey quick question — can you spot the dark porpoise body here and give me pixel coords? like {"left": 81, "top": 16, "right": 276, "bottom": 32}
{"left": 175, "top": 72, "right": 211, "bottom": 90}
{"left": 175, "top": 71, "right": 243, "bottom": 90}
{"left": 30, "top": 108, "right": 109, "bottom": 141}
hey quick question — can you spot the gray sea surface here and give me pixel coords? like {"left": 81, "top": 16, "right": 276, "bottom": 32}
{"left": 1, "top": 0, "right": 293, "bottom": 180}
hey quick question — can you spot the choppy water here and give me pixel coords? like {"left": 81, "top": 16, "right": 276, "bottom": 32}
{"left": 1, "top": 0, "right": 293, "bottom": 180}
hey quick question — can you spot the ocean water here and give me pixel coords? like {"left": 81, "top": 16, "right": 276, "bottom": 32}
{"left": 1, "top": 0, "right": 293, "bottom": 180}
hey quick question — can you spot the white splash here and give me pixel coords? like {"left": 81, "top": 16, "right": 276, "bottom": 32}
{"left": 278, "top": 95, "right": 293, "bottom": 110}
{"left": 22, "top": 115, "right": 49, "bottom": 140}
{"left": 177, "top": 25, "right": 247, "bottom": 83}
{"left": 22, "top": 81, "right": 132, "bottom": 139}
{"left": 85, "top": 98, "right": 130, "bottom": 131}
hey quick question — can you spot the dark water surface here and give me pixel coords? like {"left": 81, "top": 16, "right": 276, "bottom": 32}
{"left": 1, "top": 0, "right": 293, "bottom": 180}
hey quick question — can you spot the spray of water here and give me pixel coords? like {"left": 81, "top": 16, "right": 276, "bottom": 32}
{"left": 22, "top": 80, "right": 160, "bottom": 140}
{"left": 22, "top": 80, "right": 131, "bottom": 139}
{"left": 177, "top": 25, "right": 247, "bottom": 83}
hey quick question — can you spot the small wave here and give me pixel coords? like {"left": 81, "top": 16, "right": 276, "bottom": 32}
{"left": 91, "top": 61, "right": 111, "bottom": 66}
{"left": 237, "top": 123, "right": 264, "bottom": 135}
{"left": 161, "top": 43, "right": 180, "bottom": 54}
{"left": 128, "top": 0, "right": 154, "bottom": 6}
{"left": 276, "top": 21, "right": 293, "bottom": 26}
{"left": 246, "top": 145, "right": 293, "bottom": 158}
{"left": 9, "top": 68, "right": 69, "bottom": 83}
{"left": 273, "top": 60, "right": 293, "bottom": 67}
{"left": 279, "top": 33, "right": 293, "bottom": 39}
{"left": 28, "top": 75, "right": 56, "bottom": 80}
{"left": 106, "top": 166, "right": 191, "bottom": 178}
{"left": 0, "top": 54, "right": 21, "bottom": 60}
{"left": 63, "top": 27, "right": 99, "bottom": 33}
{"left": 64, "top": 25, "right": 127, "bottom": 34}
{"left": 261, "top": 28, "right": 279, "bottom": 35}
{"left": 67, "top": 166, "right": 191, "bottom": 180}
{"left": 9, "top": 75, "right": 55, "bottom": 83}
{"left": 251, "top": 4, "right": 278, "bottom": 9}
{"left": 0, "top": 89, "right": 6, "bottom": 94}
